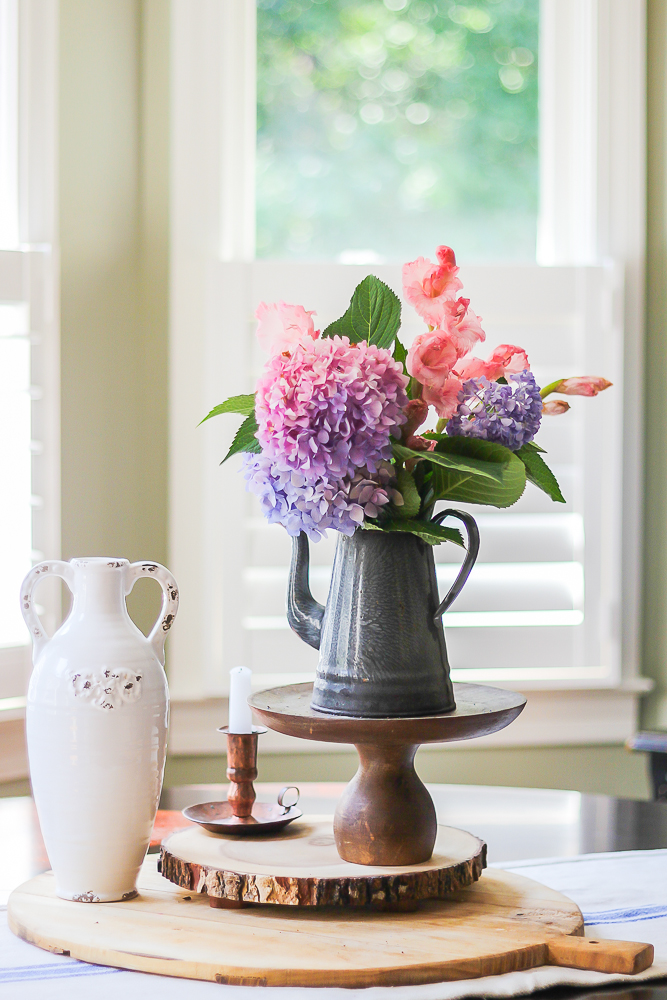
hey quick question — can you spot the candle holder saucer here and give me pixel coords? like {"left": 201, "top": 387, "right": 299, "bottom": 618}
{"left": 183, "top": 788, "right": 302, "bottom": 835}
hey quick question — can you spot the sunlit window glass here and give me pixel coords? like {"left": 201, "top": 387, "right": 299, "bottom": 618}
{"left": 256, "top": 0, "right": 538, "bottom": 262}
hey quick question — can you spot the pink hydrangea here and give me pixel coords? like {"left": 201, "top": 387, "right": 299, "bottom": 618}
{"left": 255, "top": 336, "right": 409, "bottom": 484}
{"left": 402, "top": 245, "right": 463, "bottom": 326}
{"left": 255, "top": 301, "right": 318, "bottom": 355}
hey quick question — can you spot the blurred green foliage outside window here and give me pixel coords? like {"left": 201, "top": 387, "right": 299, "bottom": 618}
{"left": 256, "top": 0, "right": 538, "bottom": 262}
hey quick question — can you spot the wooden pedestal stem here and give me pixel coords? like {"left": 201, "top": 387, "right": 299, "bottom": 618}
{"left": 217, "top": 726, "right": 266, "bottom": 819}
{"left": 335, "top": 742, "right": 436, "bottom": 865}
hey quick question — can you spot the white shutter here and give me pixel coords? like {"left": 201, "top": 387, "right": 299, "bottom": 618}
{"left": 184, "top": 259, "right": 623, "bottom": 694}
{"left": 0, "top": 0, "right": 58, "bottom": 697}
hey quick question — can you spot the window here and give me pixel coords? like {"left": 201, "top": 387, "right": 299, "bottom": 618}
{"left": 256, "top": 0, "right": 539, "bottom": 261}
{"left": 0, "top": 0, "right": 59, "bottom": 701}
{"left": 168, "top": 1, "right": 646, "bottom": 744}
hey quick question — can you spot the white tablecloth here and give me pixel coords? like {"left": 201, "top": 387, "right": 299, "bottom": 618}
{"left": 2, "top": 849, "right": 667, "bottom": 998}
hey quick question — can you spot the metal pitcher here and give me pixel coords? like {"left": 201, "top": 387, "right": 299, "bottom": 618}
{"left": 287, "top": 510, "right": 479, "bottom": 718}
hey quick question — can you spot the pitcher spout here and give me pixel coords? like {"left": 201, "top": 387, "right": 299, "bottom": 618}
{"left": 287, "top": 533, "right": 324, "bottom": 650}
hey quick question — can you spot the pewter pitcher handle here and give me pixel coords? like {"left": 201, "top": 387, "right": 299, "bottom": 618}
{"left": 20, "top": 561, "right": 75, "bottom": 658}
{"left": 125, "top": 562, "right": 179, "bottom": 664}
{"left": 432, "top": 509, "right": 480, "bottom": 621}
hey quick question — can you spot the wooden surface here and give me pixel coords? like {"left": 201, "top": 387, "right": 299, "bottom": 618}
{"left": 159, "top": 817, "right": 486, "bottom": 906}
{"left": 8, "top": 856, "right": 653, "bottom": 988}
{"left": 249, "top": 681, "right": 526, "bottom": 745}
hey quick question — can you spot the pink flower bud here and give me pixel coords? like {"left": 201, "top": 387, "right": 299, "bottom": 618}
{"left": 401, "top": 398, "right": 429, "bottom": 443}
{"left": 542, "top": 399, "right": 570, "bottom": 415}
{"left": 553, "top": 376, "right": 612, "bottom": 397}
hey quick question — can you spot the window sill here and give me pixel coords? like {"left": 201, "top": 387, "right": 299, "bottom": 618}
{"left": 168, "top": 683, "right": 651, "bottom": 757}
{"left": 2, "top": 680, "right": 650, "bottom": 775}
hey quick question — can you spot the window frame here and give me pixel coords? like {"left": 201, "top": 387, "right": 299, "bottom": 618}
{"left": 168, "top": 0, "right": 648, "bottom": 749}
{"left": 0, "top": 0, "right": 60, "bottom": 704}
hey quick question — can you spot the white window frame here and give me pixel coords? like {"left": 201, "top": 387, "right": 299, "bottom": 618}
{"left": 0, "top": 0, "right": 59, "bottom": 708}
{"left": 168, "top": 0, "right": 648, "bottom": 751}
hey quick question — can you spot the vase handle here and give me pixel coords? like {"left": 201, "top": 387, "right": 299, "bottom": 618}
{"left": 432, "top": 509, "right": 480, "bottom": 621}
{"left": 20, "top": 561, "right": 75, "bottom": 659}
{"left": 125, "top": 562, "right": 179, "bottom": 664}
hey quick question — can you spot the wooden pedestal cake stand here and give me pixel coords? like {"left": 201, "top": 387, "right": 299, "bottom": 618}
{"left": 249, "top": 680, "right": 526, "bottom": 866}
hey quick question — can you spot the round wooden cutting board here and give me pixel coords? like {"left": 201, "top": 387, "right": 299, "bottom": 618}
{"left": 10, "top": 851, "right": 646, "bottom": 989}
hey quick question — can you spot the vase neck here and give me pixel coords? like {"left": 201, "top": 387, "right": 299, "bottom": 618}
{"left": 69, "top": 558, "right": 129, "bottom": 618}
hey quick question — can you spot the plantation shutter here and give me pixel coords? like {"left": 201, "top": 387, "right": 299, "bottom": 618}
{"left": 199, "top": 260, "right": 622, "bottom": 693}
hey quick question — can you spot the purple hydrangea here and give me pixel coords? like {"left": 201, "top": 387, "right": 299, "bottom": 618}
{"left": 242, "top": 455, "right": 403, "bottom": 542}
{"left": 446, "top": 371, "right": 542, "bottom": 451}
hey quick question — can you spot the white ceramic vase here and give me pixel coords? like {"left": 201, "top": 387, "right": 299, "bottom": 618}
{"left": 20, "top": 557, "right": 179, "bottom": 902}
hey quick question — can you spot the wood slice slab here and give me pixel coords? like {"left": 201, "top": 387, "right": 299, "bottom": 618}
{"left": 159, "top": 817, "right": 486, "bottom": 907}
{"left": 8, "top": 857, "right": 653, "bottom": 988}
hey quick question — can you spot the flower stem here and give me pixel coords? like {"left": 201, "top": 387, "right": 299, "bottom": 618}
{"left": 540, "top": 379, "right": 564, "bottom": 399}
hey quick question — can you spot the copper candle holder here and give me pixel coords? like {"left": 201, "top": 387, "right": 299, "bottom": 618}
{"left": 181, "top": 724, "right": 302, "bottom": 836}
{"left": 218, "top": 725, "right": 266, "bottom": 819}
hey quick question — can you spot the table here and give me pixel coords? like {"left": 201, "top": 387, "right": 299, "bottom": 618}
{"left": 3, "top": 783, "right": 667, "bottom": 997}
{"left": 4, "top": 782, "right": 667, "bottom": 901}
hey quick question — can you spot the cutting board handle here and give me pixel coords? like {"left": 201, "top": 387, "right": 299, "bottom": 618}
{"left": 548, "top": 936, "right": 654, "bottom": 975}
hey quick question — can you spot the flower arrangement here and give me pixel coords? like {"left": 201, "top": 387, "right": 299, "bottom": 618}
{"left": 204, "top": 245, "right": 611, "bottom": 547}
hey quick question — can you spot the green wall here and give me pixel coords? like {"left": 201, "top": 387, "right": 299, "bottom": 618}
{"left": 643, "top": 0, "right": 667, "bottom": 727}
{"left": 54, "top": 0, "right": 663, "bottom": 799}
{"left": 165, "top": 746, "right": 650, "bottom": 800}
{"left": 59, "top": 0, "right": 169, "bottom": 634}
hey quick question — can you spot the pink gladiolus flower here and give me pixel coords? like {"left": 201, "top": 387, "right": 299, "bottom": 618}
{"left": 407, "top": 328, "right": 458, "bottom": 390}
{"left": 422, "top": 376, "right": 463, "bottom": 420}
{"left": 255, "top": 301, "right": 318, "bottom": 355}
{"left": 455, "top": 344, "right": 530, "bottom": 381}
{"left": 550, "top": 376, "right": 612, "bottom": 397}
{"left": 542, "top": 399, "right": 570, "bottom": 416}
{"left": 402, "top": 245, "right": 463, "bottom": 326}
{"left": 441, "top": 297, "right": 485, "bottom": 357}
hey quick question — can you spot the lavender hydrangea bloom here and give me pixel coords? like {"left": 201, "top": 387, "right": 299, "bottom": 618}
{"left": 255, "top": 337, "right": 408, "bottom": 485}
{"left": 446, "top": 371, "right": 542, "bottom": 451}
{"left": 242, "top": 455, "right": 403, "bottom": 542}
{"left": 243, "top": 336, "right": 409, "bottom": 539}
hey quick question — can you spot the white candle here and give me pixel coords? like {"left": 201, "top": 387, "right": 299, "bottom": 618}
{"left": 228, "top": 665, "right": 253, "bottom": 733}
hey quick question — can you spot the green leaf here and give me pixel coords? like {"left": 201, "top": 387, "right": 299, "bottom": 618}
{"left": 381, "top": 518, "right": 465, "bottom": 547}
{"left": 221, "top": 413, "right": 261, "bottom": 464}
{"left": 516, "top": 445, "right": 565, "bottom": 503}
{"left": 322, "top": 275, "right": 401, "bottom": 348}
{"left": 200, "top": 393, "right": 256, "bottom": 425}
{"left": 322, "top": 311, "right": 359, "bottom": 342}
{"left": 352, "top": 275, "right": 401, "bottom": 348}
{"left": 394, "top": 466, "right": 421, "bottom": 518}
{"left": 393, "top": 337, "right": 408, "bottom": 369}
{"left": 392, "top": 441, "right": 506, "bottom": 482}
{"left": 428, "top": 438, "right": 526, "bottom": 508}
{"left": 519, "top": 439, "right": 546, "bottom": 454}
